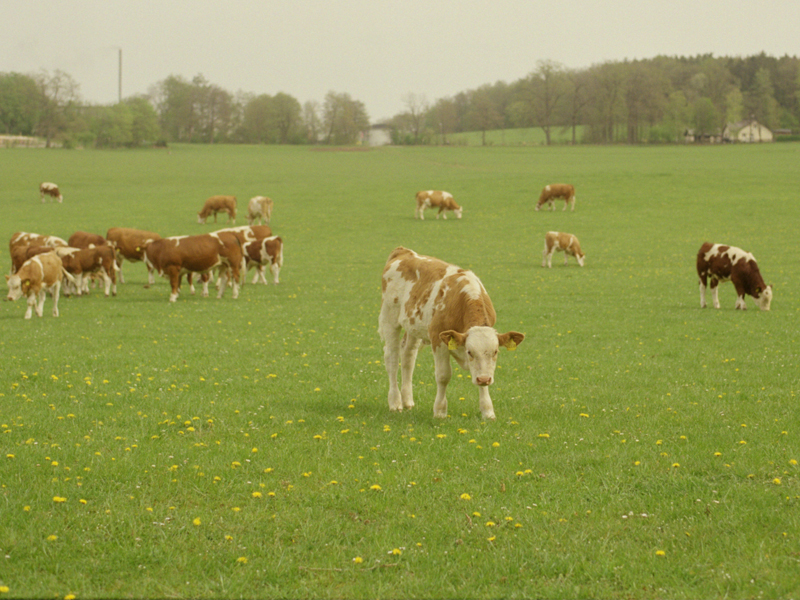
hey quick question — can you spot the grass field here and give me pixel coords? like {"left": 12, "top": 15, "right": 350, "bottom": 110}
{"left": 1, "top": 143, "right": 799, "bottom": 599}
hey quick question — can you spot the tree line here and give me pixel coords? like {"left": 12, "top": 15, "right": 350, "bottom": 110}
{"left": 1, "top": 52, "right": 797, "bottom": 147}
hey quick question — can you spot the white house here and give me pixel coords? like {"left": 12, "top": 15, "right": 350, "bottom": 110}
{"left": 723, "top": 120, "right": 774, "bottom": 143}
{"left": 366, "top": 124, "right": 393, "bottom": 146}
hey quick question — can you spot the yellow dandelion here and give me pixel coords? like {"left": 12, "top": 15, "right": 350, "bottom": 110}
{"left": 655, "top": 550, "right": 666, "bottom": 557}
{"left": 472, "top": 511, "right": 481, "bottom": 517}
{"left": 52, "top": 496, "right": 67, "bottom": 503}
{"left": 193, "top": 517, "right": 201, "bottom": 526}
{"left": 65, "top": 595, "right": 76, "bottom": 600}
{"left": 485, "top": 521, "right": 496, "bottom": 527}
{"left": 46, "top": 535, "right": 58, "bottom": 542}
{"left": 353, "top": 556, "right": 363, "bottom": 564}
{"left": 773, "top": 478, "right": 782, "bottom": 485}
{"left": 252, "top": 492, "right": 263, "bottom": 498}
{"left": 487, "top": 536, "right": 496, "bottom": 542}
{"left": 790, "top": 459, "right": 798, "bottom": 466}
{"left": 236, "top": 556, "right": 248, "bottom": 564}
{"left": 460, "top": 493, "right": 471, "bottom": 500}
{"left": 391, "top": 548, "right": 402, "bottom": 556}
{"left": 492, "top": 442, "right": 500, "bottom": 448}
{"left": 370, "top": 484, "right": 382, "bottom": 491}
{"left": 672, "top": 463, "right": 680, "bottom": 468}
{"left": 0, "top": 585, "right": 9, "bottom": 593}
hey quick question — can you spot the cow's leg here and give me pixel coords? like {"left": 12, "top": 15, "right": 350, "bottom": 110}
{"left": 710, "top": 281, "right": 721, "bottom": 309}
{"left": 270, "top": 262, "right": 280, "bottom": 284}
{"left": 24, "top": 293, "right": 35, "bottom": 319}
{"left": 698, "top": 276, "right": 707, "bottom": 308}
{"left": 35, "top": 290, "right": 46, "bottom": 317}
{"left": 731, "top": 277, "right": 747, "bottom": 310}
{"left": 399, "top": 335, "right": 422, "bottom": 410}
{"left": 432, "top": 344, "right": 452, "bottom": 418}
{"left": 380, "top": 321, "right": 403, "bottom": 412}
{"left": 478, "top": 385, "right": 496, "bottom": 420}
{"left": 201, "top": 273, "right": 210, "bottom": 297}
{"left": 51, "top": 282, "right": 61, "bottom": 317}
{"left": 563, "top": 252, "right": 569, "bottom": 266}
{"left": 102, "top": 272, "right": 112, "bottom": 297}
{"left": 166, "top": 267, "right": 181, "bottom": 302}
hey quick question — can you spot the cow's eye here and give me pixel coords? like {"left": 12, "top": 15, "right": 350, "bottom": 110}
{"left": 467, "top": 351, "right": 473, "bottom": 359}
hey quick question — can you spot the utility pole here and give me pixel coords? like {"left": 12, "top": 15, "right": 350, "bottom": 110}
{"left": 118, "top": 48, "right": 122, "bottom": 103}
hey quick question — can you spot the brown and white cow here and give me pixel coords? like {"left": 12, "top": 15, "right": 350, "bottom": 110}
{"left": 243, "top": 236, "right": 283, "bottom": 285}
{"left": 696, "top": 242, "right": 773, "bottom": 311}
{"left": 379, "top": 247, "right": 524, "bottom": 420}
{"left": 8, "top": 232, "right": 68, "bottom": 274}
{"left": 11, "top": 245, "right": 58, "bottom": 275}
{"left": 247, "top": 196, "right": 273, "bottom": 226}
{"left": 40, "top": 182, "right": 63, "bottom": 203}
{"left": 542, "top": 231, "right": 585, "bottom": 268}
{"left": 55, "top": 245, "right": 118, "bottom": 297}
{"left": 536, "top": 184, "right": 575, "bottom": 211}
{"left": 415, "top": 190, "right": 463, "bottom": 220}
{"left": 68, "top": 231, "right": 107, "bottom": 249}
{"left": 144, "top": 233, "right": 242, "bottom": 302}
{"left": 106, "top": 227, "right": 162, "bottom": 286}
{"left": 5, "top": 253, "right": 73, "bottom": 319}
{"left": 198, "top": 195, "right": 237, "bottom": 224}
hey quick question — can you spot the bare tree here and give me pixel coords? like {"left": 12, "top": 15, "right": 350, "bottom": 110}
{"left": 402, "top": 92, "right": 429, "bottom": 143}
{"left": 35, "top": 69, "right": 80, "bottom": 147}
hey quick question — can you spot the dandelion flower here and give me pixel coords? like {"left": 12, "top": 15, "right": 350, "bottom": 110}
{"left": 391, "top": 548, "right": 402, "bottom": 556}
{"left": 773, "top": 478, "right": 782, "bottom": 485}
{"left": 353, "top": 556, "right": 363, "bottom": 564}
{"left": 46, "top": 535, "right": 58, "bottom": 542}
{"left": 236, "top": 557, "right": 248, "bottom": 564}
{"left": 485, "top": 521, "right": 496, "bottom": 527}
{"left": 252, "top": 492, "right": 263, "bottom": 498}
{"left": 655, "top": 550, "right": 666, "bottom": 557}
{"left": 460, "top": 493, "right": 471, "bottom": 501}
{"left": 370, "top": 484, "right": 382, "bottom": 491}
{"left": 193, "top": 517, "right": 201, "bottom": 526}
{"left": 52, "top": 496, "right": 67, "bottom": 503}
{"left": 0, "top": 586, "right": 9, "bottom": 593}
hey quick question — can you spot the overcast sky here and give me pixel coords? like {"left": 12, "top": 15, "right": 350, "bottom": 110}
{"left": 2, "top": 0, "right": 798, "bottom": 122}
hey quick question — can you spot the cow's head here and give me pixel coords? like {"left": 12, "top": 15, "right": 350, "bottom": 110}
{"left": 755, "top": 284, "right": 773, "bottom": 311}
{"left": 576, "top": 251, "right": 586, "bottom": 267}
{"left": 5, "top": 274, "right": 24, "bottom": 301}
{"left": 197, "top": 213, "right": 206, "bottom": 224}
{"left": 454, "top": 207, "right": 463, "bottom": 219}
{"left": 439, "top": 327, "right": 524, "bottom": 386}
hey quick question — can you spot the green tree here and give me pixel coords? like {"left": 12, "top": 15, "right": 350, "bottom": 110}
{"left": 0, "top": 72, "right": 41, "bottom": 135}
{"left": 125, "top": 96, "right": 160, "bottom": 146}
{"left": 322, "top": 91, "right": 369, "bottom": 145}
{"left": 693, "top": 97, "right": 719, "bottom": 139}
{"left": 35, "top": 69, "right": 81, "bottom": 147}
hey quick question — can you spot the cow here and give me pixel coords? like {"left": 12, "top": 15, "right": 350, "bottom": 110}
{"left": 536, "top": 184, "right": 576, "bottom": 212}
{"left": 54, "top": 245, "right": 118, "bottom": 297}
{"left": 143, "top": 233, "right": 242, "bottom": 302}
{"left": 5, "top": 253, "right": 74, "bottom": 319}
{"left": 243, "top": 236, "right": 283, "bottom": 285}
{"left": 542, "top": 231, "right": 585, "bottom": 268}
{"left": 696, "top": 242, "right": 773, "bottom": 311}
{"left": 106, "top": 227, "right": 162, "bottom": 286}
{"left": 247, "top": 196, "right": 273, "bottom": 226}
{"left": 415, "top": 190, "right": 463, "bottom": 220}
{"left": 40, "top": 182, "right": 63, "bottom": 203}
{"left": 11, "top": 245, "right": 58, "bottom": 275}
{"left": 68, "top": 231, "right": 107, "bottom": 249}
{"left": 379, "top": 247, "right": 525, "bottom": 420}
{"left": 198, "top": 195, "right": 237, "bottom": 224}
{"left": 8, "top": 232, "right": 68, "bottom": 274}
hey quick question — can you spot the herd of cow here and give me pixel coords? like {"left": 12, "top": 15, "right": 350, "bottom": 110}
{"left": 10, "top": 180, "right": 773, "bottom": 421}
{"left": 6, "top": 188, "right": 284, "bottom": 318}
{"left": 389, "top": 183, "right": 773, "bottom": 419}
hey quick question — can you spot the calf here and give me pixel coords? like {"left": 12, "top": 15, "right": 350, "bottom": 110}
{"left": 536, "top": 183, "right": 575, "bottom": 211}
{"left": 243, "top": 236, "right": 283, "bottom": 285}
{"left": 5, "top": 253, "right": 72, "bottom": 319}
{"left": 379, "top": 247, "right": 524, "bottom": 420}
{"left": 198, "top": 195, "right": 237, "bottom": 224}
{"left": 55, "top": 246, "right": 118, "bottom": 297}
{"left": 696, "top": 242, "right": 773, "bottom": 311}
{"left": 40, "top": 182, "right": 63, "bottom": 203}
{"left": 106, "top": 227, "right": 162, "bottom": 286}
{"left": 144, "top": 233, "right": 242, "bottom": 302}
{"left": 415, "top": 190, "right": 463, "bottom": 220}
{"left": 247, "top": 196, "right": 273, "bottom": 226}
{"left": 542, "top": 231, "right": 585, "bottom": 268}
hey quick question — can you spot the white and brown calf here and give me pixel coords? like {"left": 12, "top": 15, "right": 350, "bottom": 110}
{"left": 243, "top": 236, "right": 283, "bottom": 284}
{"left": 247, "top": 196, "right": 273, "bottom": 226}
{"left": 697, "top": 242, "right": 772, "bottom": 311}
{"left": 5, "top": 253, "right": 73, "bottom": 319}
{"left": 415, "top": 190, "right": 462, "bottom": 220}
{"left": 379, "top": 247, "right": 524, "bottom": 420}
{"left": 198, "top": 195, "right": 237, "bottom": 224}
{"left": 542, "top": 231, "right": 585, "bottom": 267}
{"left": 40, "top": 182, "right": 63, "bottom": 203}
{"left": 536, "top": 183, "right": 575, "bottom": 211}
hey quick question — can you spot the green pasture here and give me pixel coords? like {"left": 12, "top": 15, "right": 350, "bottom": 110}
{"left": 1, "top": 143, "right": 799, "bottom": 599}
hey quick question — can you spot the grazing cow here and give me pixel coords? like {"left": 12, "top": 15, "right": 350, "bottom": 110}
{"left": 379, "top": 247, "right": 524, "bottom": 420}
{"left": 106, "top": 227, "right": 162, "bottom": 286}
{"left": 198, "top": 195, "right": 237, "bottom": 224}
{"left": 247, "top": 196, "right": 273, "bottom": 226}
{"left": 55, "top": 246, "right": 118, "bottom": 297}
{"left": 5, "top": 253, "right": 73, "bottom": 319}
{"left": 8, "top": 232, "right": 68, "bottom": 273}
{"left": 415, "top": 190, "right": 463, "bottom": 220}
{"left": 11, "top": 245, "right": 57, "bottom": 275}
{"left": 144, "top": 233, "right": 242, "bottom": 302}
{"left": 40, "top": 182, "right": 63, "bottom": 203}
{"left": 542, "top": 231, "right": 585, "bottom": 268}
{"left": 243, "top": 236, "right": 283, "bottom": 284}
{"left": 696, "top": 242, "right": 773, "bottom": 311}
{"left": 536, "top": 184, "right": 576, "bottom": 211}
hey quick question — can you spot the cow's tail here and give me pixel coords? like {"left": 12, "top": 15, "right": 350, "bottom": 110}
{"left": 61, "top": 269, "right": 77, "bottom": 285}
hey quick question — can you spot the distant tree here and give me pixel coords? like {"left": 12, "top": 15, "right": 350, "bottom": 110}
{"left": 467, "top": 85, "right": 502, "bottom": 145}
{"left": 35, "top": 69, "right": 81, "bottom": 147}
{"left": 322, "top": 91, "right": 369, "bottom": 145}
{"left": 746, "top": 67, "right": 779, "bottom": 128}
{"left": 0, "top": 72, "right": 41, "bottom": 135}
{"left": 125, "top": 96, "right": 160, "bottom": 146}
{"left": 302, "top": 100, "right": 322, "bottom": 143}
{"left": 151, "top": 75, "right": 197, "bottom": 142}
{"left": 401, "top": 92, "right": 429, "bottom": 144}
{"left": 272, "top": 92, "right": 302, "bottom": 143}
{"left": 429, "top": 97, "right": 458, "bottom": 144}
{"left": 564, "top": 69, "right": 591, "bottom": 144}
{"left": 512, "top": 60, "right": 568, "bottom": 145}
{"left": 693, "top": 97, "right": 720, "bottom": 138}
{"left": 89, "top": 103, "right": 133, "bottom": 148}
{"left": 585, "top": 62, "right": 626, "bottom": 143}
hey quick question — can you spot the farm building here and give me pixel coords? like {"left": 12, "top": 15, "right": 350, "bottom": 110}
{"left": 366, "top": 124, "right": 393, "bottom": 146}
{"left": 722, "top": 120, "right": 774, "bottom": 143}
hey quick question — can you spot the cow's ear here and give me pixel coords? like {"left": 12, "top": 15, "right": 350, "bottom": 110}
{"left": 498, "top": 331, "right": 525, "bottom": 351}
{"left": 439, "top": 330, "right": 466, "bottom": 350}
